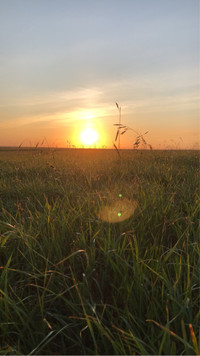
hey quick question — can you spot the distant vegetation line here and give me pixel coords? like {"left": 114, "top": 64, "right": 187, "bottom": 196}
{"left": 0, "top": 146, "right": 199, "bottom": 151}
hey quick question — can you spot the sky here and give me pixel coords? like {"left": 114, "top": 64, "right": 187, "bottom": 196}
{"left": 0, "top": 0, "right": 199, "bottom": 149}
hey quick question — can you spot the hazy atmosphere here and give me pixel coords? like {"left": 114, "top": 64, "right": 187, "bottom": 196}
{"left": 0, "top": 0, "right": 199, "bottom": 149}
{"left": 0, "top": 2, "right": 199, "bottom": 353}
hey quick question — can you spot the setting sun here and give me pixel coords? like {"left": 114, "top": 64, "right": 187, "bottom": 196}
{"left": 80, "top": 128, "right": 98, "bottom": 146}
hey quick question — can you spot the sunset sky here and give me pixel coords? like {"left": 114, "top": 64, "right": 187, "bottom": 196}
{"left": 0, "top": 0, "right": 199, "bottom": 149}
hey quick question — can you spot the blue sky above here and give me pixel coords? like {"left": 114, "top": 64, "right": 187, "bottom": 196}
{"left": 0, "top": 0, "right": 199, "bottom": 148}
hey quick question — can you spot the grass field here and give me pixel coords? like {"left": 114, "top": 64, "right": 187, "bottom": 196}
{"left": 0, "top": 148, "right": 199, "bottom": 355}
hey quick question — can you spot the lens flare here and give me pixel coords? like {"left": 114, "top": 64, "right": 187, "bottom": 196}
{"left": 98, "top": 198, "right": 138, "bottom": 223}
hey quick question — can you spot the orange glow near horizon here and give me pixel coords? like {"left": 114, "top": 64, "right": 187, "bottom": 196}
{"left": 80, "top": 128, "right": 98, "bottom": 147}
{"left": 0, "top": 107, "right": 199, "bottom": 150}
{"left": 68, "top": 110, "right": 109, "bottom": 148}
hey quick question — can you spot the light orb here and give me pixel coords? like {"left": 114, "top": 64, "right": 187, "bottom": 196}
{"left": 81, "top": 128, "right": 98, "bottom": 146}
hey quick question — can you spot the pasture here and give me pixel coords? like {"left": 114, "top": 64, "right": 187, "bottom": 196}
{"left": 0, "top": 148, "right": 199, "bottom": 355}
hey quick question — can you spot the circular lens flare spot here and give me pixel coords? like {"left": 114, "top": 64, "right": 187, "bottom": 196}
{"left": 98, "top": 198, "right": 138, "bottom": 223}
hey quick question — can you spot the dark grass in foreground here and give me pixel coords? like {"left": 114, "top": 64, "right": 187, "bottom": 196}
{"left": 0, "top": 149, "right": 199, "bottom": 355}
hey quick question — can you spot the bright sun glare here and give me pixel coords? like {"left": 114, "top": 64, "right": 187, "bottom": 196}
{"left": 80, "top": 128, "right": 98, "bottom": 146}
